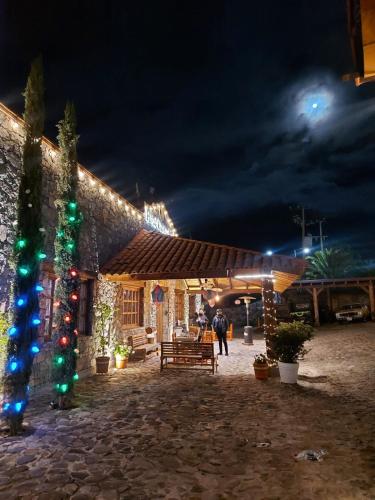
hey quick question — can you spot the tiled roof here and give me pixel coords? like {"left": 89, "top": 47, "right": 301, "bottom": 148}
{"left": 101, "top": 230, "right": 305, "bottom": 280}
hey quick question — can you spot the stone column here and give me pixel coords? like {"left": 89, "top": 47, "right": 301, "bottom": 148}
{"left": 261, "top": 277, "right": 277, "bottom": 363}
{"left": 184, "top": 290, "right": 189, "bottom": 328}
{"left": 167, "top": 280, "right": 176, "bottom": 341}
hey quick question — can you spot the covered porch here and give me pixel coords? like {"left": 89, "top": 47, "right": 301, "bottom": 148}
{"left": 101, "top": 230, "right": 306, "bottom": 344}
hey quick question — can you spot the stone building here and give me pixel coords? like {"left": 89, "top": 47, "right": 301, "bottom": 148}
{"left": 0, "top": 103, "right": 187, "bottom": 389}
{"left": 0, "top": 102, "right": 305, "bottom": 391}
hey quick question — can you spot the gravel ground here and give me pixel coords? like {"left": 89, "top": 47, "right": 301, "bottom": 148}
{"left": 0, "top": 322, "right": 374, "bottom": 499}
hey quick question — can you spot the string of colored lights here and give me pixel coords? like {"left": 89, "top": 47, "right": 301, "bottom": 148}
{"left": 52, "top": 104, "right": 81, "bottom": 408}
{"left": 2, "top": 58, "right": 45, "bottom": 434}
{"left": 261, "top": 277, "right": 278, "bottom": 364}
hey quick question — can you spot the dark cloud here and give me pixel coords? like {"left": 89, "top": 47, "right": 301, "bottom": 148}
{"left": 1, "top": 0, "right": 374, "bottom": 256}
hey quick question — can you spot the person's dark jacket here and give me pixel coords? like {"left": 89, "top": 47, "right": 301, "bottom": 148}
{"left": 212, "top": 315, "right": 229, "bottom": 335}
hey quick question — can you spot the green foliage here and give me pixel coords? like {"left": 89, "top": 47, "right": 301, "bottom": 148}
{"left": 305, "top": 248, "right": 355, "bottom": 279}
{"left": 113, "top": 344, "right": 132, "bottom": 358}
{"left": 94, "top": 301, "right": 115, "bottom": 356}
{"left": 253, "top": 353, "right": 268, "bottom": 365}
{"left": 52, "top": 102, "right": 81, "bottom": 408}
{"left": 271, "top": 321, "right": 314, "bottom": 363}
{"left": 3, "top": 57, "right": 45, "bottom": 434}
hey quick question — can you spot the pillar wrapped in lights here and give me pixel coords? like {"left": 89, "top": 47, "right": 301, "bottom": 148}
{"left": 52, "top": 102, "right": 82, "bottom": 409}
{"left": 2, "top": 57, "right": 45, "bottom": 435}
{"left": 261, "top": 277, "right": 277, "bottom": 364}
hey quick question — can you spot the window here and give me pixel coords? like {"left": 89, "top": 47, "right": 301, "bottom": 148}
{"left": 122, "top": 287, "right": 141, "bottom": 328}
{"left": 78, "top": 280, "right": 94, "bottom": 335}
{"left": 175, "top": 291, "right": 184, "bottom": 322}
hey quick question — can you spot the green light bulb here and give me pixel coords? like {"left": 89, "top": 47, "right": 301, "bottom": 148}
{"left": 56, "top": 356, "right": 64, "bottom": 365}
{"left": 19, "top": 267, "right": 29, "bottom": 276}
{"left": 60, "top": 384, "right": 68, "bottom": 393}
{"left": 37, "top": 252, "right": 47, "bottom": 260}
{"left": 57, "top": 230, "right": 64, "bottom": 238}
{"left": 66, "top": 242, "right": 74, "bottom": 251}
{"left": 68, "top": 216, "right": 76, "bottom": 222}
{"left": 68, "top": 202, "right": 77, "bottom": 210}
{"left": 73, "top": 373, "right": 79, "bottom": 381}
{"left": 17, "top": 239, "right": 27, "bottom": 249}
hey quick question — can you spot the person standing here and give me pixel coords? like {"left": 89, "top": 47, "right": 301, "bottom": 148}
{"left": 196, "top": 311, "right": 208, "bottom": 342}
{"left": 212, "top": 309, "right": 229, "bottom": 356}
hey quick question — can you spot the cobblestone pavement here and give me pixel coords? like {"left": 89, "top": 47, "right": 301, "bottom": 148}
{"left": 0, "top": 323, "right": 374, "bottom": 499}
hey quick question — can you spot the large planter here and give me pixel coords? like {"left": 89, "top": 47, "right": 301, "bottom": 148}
{"left": 253, "top": 364, "right": 269, "bottom": 380}
{"left": 278, "top": 361, "right": 299, "bottom": 384}
{"left": 96, "top": 356, "right": 110, "bottom": 374}
{"left": 115, "top": 355, "right": 128, "bottom": 369}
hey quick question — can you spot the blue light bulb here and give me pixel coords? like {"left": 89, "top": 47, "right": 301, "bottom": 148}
{"left": 3, "top": 403, "right": 10, "bottom": 411}
{"left": 8, "top": 326, "right": 18, "bottom": 336}
{"left": 10, "top": 361, "right": 18, "bottom": 372}
{"left": 16, "top": 297, "right": 26, "bottom": 307}
{"left": 35, "top": 284, "right": 44, "bottom": 292}
{"left": 31, "top": 345, "right": 40, "bottom": 354}
{"left": 14, "top": 402, "right": 23, "bottom": 413}
{"left": 32, "top": 317, "right": 41, "bottom": 326}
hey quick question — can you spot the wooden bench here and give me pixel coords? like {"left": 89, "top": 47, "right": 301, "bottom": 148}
{"left": 160, "top": 342, "right": 218, "bottom": 374}
{"left": 128, "top": 333, "right": 159, "bottom": 362}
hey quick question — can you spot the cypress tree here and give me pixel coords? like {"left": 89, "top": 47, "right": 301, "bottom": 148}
{"left": 52, "top": 102, "right": 82, "bottom": 409}
{"left": 2, "top": 56, "right": 45, "bottom": 435}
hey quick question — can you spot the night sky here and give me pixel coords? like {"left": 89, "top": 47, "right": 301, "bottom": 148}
{"left": 1, "top": 1, "right": 374, "bottom": 257}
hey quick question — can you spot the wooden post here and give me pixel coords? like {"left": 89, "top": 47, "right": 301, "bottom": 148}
{"left": 369, "top": 282, "right": 375, "bottom": 320}
{"left": 262, "top": 278, "right": 277, "bottom": 363}
{"left": 312, "top": 287, "right": 320, "bottom": 327}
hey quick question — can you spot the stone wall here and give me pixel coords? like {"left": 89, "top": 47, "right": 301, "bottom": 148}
{"left": 0, "top": 105, "right": 148, "bottom": 308}
{"left": 0, "top": 105, "right": 154, "bottom": 389}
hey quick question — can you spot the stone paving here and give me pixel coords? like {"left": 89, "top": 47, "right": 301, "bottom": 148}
{"left": 0, "top": 323, "right": 374, "bottom": 499}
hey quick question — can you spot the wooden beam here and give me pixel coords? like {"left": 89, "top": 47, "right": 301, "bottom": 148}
{"left": 369, "top": 283, "right": 375, "bottom": 320}
{"left": 312, "top": 287, "right": 320, "bottom": 327}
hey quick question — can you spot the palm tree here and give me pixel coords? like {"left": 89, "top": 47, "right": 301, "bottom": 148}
{"left": 305, "top": 248, "right": 355, "bottom": 279}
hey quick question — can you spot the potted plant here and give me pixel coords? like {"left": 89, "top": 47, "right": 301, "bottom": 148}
{"left": 253, "top": 353, "right": 269, "bottom": 380}
{"left": 94, "top": 302, "right": 113, "bottom": 374}
{"left": 271, "top": 321, "right": 314, "bottom": 384}
{"left": 114, "top": 344, "right": 132, "bottom": 369}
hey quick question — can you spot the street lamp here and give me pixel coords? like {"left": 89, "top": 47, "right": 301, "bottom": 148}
{"left": 266, "top": 250, "right": 273, "bottom": 256}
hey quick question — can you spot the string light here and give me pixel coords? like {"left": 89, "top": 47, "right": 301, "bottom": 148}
{"left": 64, "top": 314, "right": 71, "bottom": 323}
{"left": 8, "top": 326, "right": 18, "bottom": 336}
{"left": 69, "top": 269, "right": 78, "bottom": 278}
{"left": 10, "top": 361, "right": 18, "bottom": 372}
{"left": 32, "top": 317, "right": 41, "bottom": 326}
{"left": 70, "top": 293, "right": 79, "bottom": 301}
{"left": 16, "top": 297, "right": 26, "bottom": 307}
{"left": 37, "top": 252, "right": 47, "bottom": 260}
{"left": 73, "top": 373, "right": 79, "bottom": 381}
{"left": 31, "top": 345, "right": 40, "bottom": 354}
{"left": 68, "top": 201, "right": 77, "bottom": 210}
{"left": 16, "top": 239, "right": 27, "bottom": 249}
{"left": 14, "top": 402, "right": 23, "bottom": 413}
{"left": 18, "top": 266, "right": 29, "bottom": 276}
{"left": 59, "top": 336, "right": 69, "bottom": 347}
{"left": 56, "top": 356, "right": 64, "bottom": 365}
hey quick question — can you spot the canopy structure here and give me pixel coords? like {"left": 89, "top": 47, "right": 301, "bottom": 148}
{"left": 101, "top": 230, "right": 305, "bottom": 294}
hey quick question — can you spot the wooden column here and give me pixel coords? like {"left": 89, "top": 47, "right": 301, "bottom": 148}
{"left": 262, "top": 278, "right": 277, "bottom": 362}
{"left": 369, "top": 282, "right": 375, "bottom": 320}
{"left": 312, "top": 287, "right": 320, "bottom": 327}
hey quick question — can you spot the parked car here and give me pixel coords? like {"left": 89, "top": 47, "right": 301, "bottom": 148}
{"left": 335, "top": 303, "right": 370, "bottom": 322}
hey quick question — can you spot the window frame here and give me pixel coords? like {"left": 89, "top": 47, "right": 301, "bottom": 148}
{"left": 121, "top": 285, "right": 141, "bottom": 329}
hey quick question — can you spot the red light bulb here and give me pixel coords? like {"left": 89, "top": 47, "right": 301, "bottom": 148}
{"left": 74, "top": 329, "right": 79, "bottom": 336}
{"left": 64, "top": 314, "right": 71, "bottom": 323}
{"left": 59, "top": 336, "right": 69, "bottom": 346}
{"left": 70, "top": 269, "right": 78, "bottom": 278}
{"left": 70, "top": 293, "right": 79, "bottom": 301}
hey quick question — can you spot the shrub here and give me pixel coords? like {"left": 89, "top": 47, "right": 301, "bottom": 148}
{"left": 113, "top": 344, "right": 132, "bottom": 358}
{"left": 271, "top": 321, "right": 314, "bottom": 363}
{"left": 253, "top": 353, "right": 268, "bottom": 365}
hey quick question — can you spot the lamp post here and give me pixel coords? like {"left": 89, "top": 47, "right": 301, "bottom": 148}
{"left": 238, "top": 296, "right": 256, "bottom": 345}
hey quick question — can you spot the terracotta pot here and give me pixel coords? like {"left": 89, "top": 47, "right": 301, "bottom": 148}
{"left": 253, "top": 364, "right": 269, "bottom": 380}
{"left": 115, "top": 355, "right": 128, "bottom": 369}
{"left": 96, "top": 356, "right": 110, "bottom": 374}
